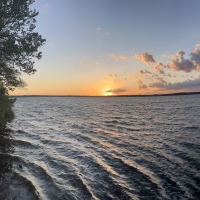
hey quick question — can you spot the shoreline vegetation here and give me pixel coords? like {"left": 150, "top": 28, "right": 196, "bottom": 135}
{"left": 0, "top": 87, "right": 15, "bottom": 131}
{"left": 9, "top": 91, "right": 200, "bottom": 98}
{"left": 0, "top": 0, "right": 45, "bottom": 130}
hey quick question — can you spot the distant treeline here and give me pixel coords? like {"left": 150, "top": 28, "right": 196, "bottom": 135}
{"left": 9, "top": 91, "right": 200, "bottom": 98}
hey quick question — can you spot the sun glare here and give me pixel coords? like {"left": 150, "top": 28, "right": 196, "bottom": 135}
{"left": 104, "top": 92, "right": 113, "bottom": 96}
{"left": 103, "top": 88, "right": 113, "bottom": 96}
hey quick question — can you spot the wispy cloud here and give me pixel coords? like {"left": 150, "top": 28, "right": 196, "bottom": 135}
{"left": 109, "top": 54, "right": 128, "bottom": 61}
{"left": 162, "top": 54, "right": 166, "bottom": 60}
{"left": 46, "top": 4, "right": 50, "bottom": 7}
{"left": 107, "top": 74, "right": 116, "bottom": 77}
{"left": 120, "top": 55, "right": 127, "bottom": 60}
{"left": 79, "top": 62, "right": 90, "bottom": 67}
{"left": 150, "top": 65, "right": 166, "bottom": 75}
{"left": 110, "top": 54, "right": 118, "bottom": 60}
{"left": 137, "top": 80, "right": 148, "bottom": 90}
{"left": 96, "top": 62, "right": 100, "bottom": 65}
{"left": 96, "top": 27, "right": 101, "bottom": 31}
{"left": 139, "top": 69, "right": 152, "bottom": 75}
{"left": 106, "top": 32, "right": 110, "bottom": 36}
{"left": 106, "top": 88, "right": 127, "bottom": 94}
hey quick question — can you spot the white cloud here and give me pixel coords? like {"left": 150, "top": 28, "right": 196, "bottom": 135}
{"left": 96, "top": 27, "right": 101, "bottom": 31}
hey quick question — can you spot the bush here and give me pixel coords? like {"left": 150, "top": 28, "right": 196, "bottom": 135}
{"left": 0, "top": 86, "right": 15, "bottom": 131}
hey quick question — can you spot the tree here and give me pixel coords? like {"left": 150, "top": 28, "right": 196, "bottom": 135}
{"left": 0, "top": 0, "right": 45, "bottom": 129}
{"left": 0, "top": 84, "right": 15, "bottom": 131}
{"left": 0, "top": 0, "right": 46, "bottom": 90}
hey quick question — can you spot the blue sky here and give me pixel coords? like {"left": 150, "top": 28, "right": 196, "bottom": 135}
{"left": 11, "top": 0, "right": 200, "bottom": 95}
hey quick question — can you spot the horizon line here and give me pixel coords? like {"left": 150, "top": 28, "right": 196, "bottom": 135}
{"left": 9, "top": 91, "right": 200, "bottom": 97}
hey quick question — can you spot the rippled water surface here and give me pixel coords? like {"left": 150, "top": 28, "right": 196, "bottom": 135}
{"left": 0, "top": 96, "right": 200, "bottom": 199}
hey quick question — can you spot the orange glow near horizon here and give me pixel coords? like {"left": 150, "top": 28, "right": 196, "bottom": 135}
{"left": 9, "top": 85, "right": 154, "bottom": 96}
{"left": 104, "top": 91, "right": 113, "bottom": 96}
{"left": 9, "top": 80, "right": 111, "bottom": 96}
{"left": 8, "top": 77, "right": 166, "bottom": 96}
{"left": 101, "top": 87, "right": 113, "bottom": 96}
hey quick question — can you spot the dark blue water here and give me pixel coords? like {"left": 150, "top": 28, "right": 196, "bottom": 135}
{"left": 0, "top": 95, "right": 200, "bottom": 199}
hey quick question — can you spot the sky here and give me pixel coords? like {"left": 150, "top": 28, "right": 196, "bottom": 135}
{"left": 10, "top": 0, "right": 200, "bottom": 96}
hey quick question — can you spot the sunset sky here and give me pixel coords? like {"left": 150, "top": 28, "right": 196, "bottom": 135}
{"left": 10, "top": 0, "right": 200, "bottom": 96}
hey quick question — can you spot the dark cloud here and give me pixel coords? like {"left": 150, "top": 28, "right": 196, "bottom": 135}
{"left": 157, "top": 62, "right": 166, "bottom": 68}
{"left": 190, "top": 44, "right": 200, "bottom": 67}
{"left": 137, "top": 80, "right": 148, "bottom": 90}
{"left": 149, "top": 78, "right": 167, "bottom": 88}
{"left": 134, "top": 52, "right": 155, "bottom": 64}
{"left": 168, "top": 51, "right": 197, "bottom": 72}
{"left": 107, "top": 74, "right": 116, "bottom": 77}
{"left": 167, "top": 45, "right": 200, "bottom": 72}
{"left": 167, "top": 73, "right": 171, "bottom": 77}
{"left": 134, "top": 44, "right": 200, "bottom": 75}
{"left": 149, "top": 76, "right": 200, "bottom": 90}
{"left": 135, "top": 52, "right": 166, "bottom": 75}
{"left": 135, "top": 45, "right": 200, "bottom": 73}
{"left": 151, "top": 66, "right": 166, "bottom": 75}
{"left": 106, "top": 88, "right": 127, "bottom": 94}
{"left": 139, "top": 69, "right": 152, "bottom": 74}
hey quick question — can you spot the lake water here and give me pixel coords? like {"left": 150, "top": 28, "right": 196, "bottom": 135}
{"left": 0, "top": 95, "right": 200, "bottom": 200}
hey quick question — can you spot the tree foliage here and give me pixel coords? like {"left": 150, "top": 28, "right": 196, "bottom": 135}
{"left": 0, "top": 0, "right": 46, "bottom": 90}
{"left": 0, "top": 85, "right": 15, "bottom": 131}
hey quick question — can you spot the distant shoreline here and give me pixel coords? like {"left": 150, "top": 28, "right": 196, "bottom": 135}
{"left": 9, "top": 91, "right": 200, "bottom": 98}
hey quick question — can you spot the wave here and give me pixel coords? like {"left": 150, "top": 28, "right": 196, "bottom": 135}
{"left": 4, "top": 96, "right": 200, "bottom": 199}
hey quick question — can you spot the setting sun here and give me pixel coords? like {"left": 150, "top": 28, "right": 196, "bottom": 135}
{"left": 102, "top": 88, "right": 113, "bottom": 96}
{"left": 104, "top": 91, "right": 113, "bottom": 96}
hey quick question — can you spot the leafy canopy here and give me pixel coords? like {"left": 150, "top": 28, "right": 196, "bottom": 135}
{"left": 0, "top": 0, "right": 46, "bottom": 90}
{"left": 0, "top": 84, "right": 15, "bottom": 130}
